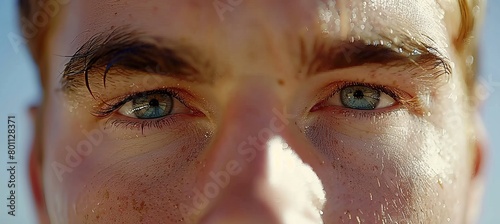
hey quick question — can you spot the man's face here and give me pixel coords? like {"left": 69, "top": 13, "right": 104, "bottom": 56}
{"left": 38, "top": 0, "right": 478, "bottom": 223}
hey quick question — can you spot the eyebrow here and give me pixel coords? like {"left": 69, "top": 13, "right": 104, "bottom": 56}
{"left": 306, "top": 37, "right": 451, "bottom": 80}
{"left": 61, "top": 29, "right": 207, "bottom": 95}
{"left": 61, "top": 28, "right": 451, "bottom": 95}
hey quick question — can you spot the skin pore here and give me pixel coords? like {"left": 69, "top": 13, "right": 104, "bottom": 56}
{"left": 32, "top": 0, "right": 483, "bottom": 223}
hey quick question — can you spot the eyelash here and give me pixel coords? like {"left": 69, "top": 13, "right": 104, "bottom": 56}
{"left": 105, "top": 115, "right": 181, "bottom": 133}
{"left": 313, "top": 81, "right": 408, "bottom": 118}
{"left": 93, "top": 81, "right": 410, "bottom": 132}
{"left": 93, "top": 89, "right": 182, "bottom": 116}
{"left": 92, "top": 88, "right": 190, "bottom": 131}
{"left": 326, "top": 105, "right": 408, "bottom": 120}
{"left": 331, "top": 81, "right": 402, "bottom": 100}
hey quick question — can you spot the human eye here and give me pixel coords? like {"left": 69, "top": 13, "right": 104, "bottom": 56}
{"left": 118, "top": 91, "right": 181, "bottom": 119}
{"left": 312, "top": 82, "right": 405, "bottom": 116}
{"left": 93, "top": 89, "right": 196, "bottom": 131}
{"left": 328, "top": 84, "right": 396, "bottom": 110}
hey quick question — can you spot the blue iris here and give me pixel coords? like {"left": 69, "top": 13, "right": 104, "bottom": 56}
{"left": 131, "top": 93, "right": 174, "bottom": 119}
{"left": 340, "top": 85, "right": 381, "bottom": 110}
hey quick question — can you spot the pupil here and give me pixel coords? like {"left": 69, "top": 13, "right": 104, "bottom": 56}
{"left": 149, "top": 99, "right": 160, "bottom": 107}
{"left": 353, "top": 90, "right": 364, "bottom": 99}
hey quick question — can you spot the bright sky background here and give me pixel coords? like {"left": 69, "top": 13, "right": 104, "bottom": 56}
{"left": 0, "top": 1, "right": 498, "bottom": 223}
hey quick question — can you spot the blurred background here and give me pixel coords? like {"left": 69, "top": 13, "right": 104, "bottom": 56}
{"left": 0, "top": 0, "right": 498, "bottom": 223}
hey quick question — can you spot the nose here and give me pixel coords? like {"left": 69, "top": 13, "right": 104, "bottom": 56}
{"left": 194, "top": 77, "right": 326, "bottom": 224}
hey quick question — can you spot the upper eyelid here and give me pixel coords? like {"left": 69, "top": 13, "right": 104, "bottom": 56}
{"left": 330, "top": 82, "right": 402, "bottom": 100}
{"left": 91, "top": 89, "right": 182, "bottom": 117}
{"left": 311, "top": 80, "right": 428, "bottom": 115}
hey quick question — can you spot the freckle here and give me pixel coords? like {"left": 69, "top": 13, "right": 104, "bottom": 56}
{"left": 278, "top": 79, "right": 285, "bottom": 86}
{"left": 114, "top": 12, "right": 117, "bottom": 15}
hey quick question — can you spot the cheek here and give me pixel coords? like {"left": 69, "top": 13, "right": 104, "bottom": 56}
{"left": 43, "top": 110, "right": 212, "bottom": 223}
{"left": 305, "top": 112, "right": 470, "bottom": 222}
{"left": 71, "top": 153, "right": 197, "bottom": 223}
{"left": 70, "top": 128, "right": 212, "bottom": 223}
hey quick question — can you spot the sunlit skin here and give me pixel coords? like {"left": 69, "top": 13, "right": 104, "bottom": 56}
{"left": 30, "top": 0, "right": 485, "bottom": 223}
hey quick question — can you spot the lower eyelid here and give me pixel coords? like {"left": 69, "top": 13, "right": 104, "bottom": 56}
{"left": 314, "top": 104, "right": 408, "bottom": 120}
{"left": 107, "top": 117, "right": 175, "bottom": 131}
{"left": 103, "top": 113, "right": 199, "bottom": 133}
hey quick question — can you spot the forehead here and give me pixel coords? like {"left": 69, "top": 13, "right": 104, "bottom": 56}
{"left": 54, "top": 0, "right": 449, "bottom": 56}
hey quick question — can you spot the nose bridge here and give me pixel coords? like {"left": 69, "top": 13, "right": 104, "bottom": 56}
{"left": 194, "top": 77, "right": 325, "bottom": 223}
{"left": 203, "top": 76, "right": 287, "bottom": 181}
